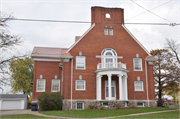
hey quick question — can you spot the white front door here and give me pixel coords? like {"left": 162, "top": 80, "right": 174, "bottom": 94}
{"left": 105, "top": 80, "right": 116, "bottom": 100}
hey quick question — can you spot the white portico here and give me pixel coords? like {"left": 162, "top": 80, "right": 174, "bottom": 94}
{"left": 95, "top": 48, "right": 129, "bottom": 101}
{"left": 95, "top": 71, "right": 128, "bottom": 101}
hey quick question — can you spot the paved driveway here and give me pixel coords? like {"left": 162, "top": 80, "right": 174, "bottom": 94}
{"left": 0, "top": 109, "right": 39, "bottom": 116}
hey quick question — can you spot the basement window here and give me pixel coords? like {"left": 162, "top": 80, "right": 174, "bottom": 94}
{"left": 103, "top": 102, "right": 108, "bottom": 107}
{"left": 137, "top": 102, "right": 144, "bottom": 107}
{"left": 76, "top": 102, "right": 84, "bottom": 109}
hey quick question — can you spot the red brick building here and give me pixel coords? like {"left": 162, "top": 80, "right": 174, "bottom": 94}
{"left": 31, "top": 6, "right": 157, "bottom": 110}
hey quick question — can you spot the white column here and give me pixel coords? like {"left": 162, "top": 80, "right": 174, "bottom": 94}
{"left": 108, "top": 74, "right": 112, "bottom": 100}
{"left": 96, "top": 75, "right": 99, "bottom": 100}
{"left": 0, "top": 100, "right": 2, "bottom": 110}
{"left": 96, "top": 75, "right": 102, "bottom": 100}
{"left": 124, "top": 75, "right": 128, "bottom": 100}
{"left": 118, "top": 74, "right": 122, "bottom": 100}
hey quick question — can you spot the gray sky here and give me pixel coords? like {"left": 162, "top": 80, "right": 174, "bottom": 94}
{"left": 1, "top": 0, "right": 180, "bottom": 95}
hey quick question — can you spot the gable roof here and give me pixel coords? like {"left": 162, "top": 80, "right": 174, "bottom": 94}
{"left": 31, "top": 46, "right": 68, "bottom": 58}
{"left": 66, "top": 23, "right": 96, "bottom": 53}
{"left": 122, "top": 24, "right": 151, "bottom": 56}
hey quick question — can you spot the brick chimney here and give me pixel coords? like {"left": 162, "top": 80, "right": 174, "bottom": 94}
{"left": 91, "top": 6, "right": 124, "bottom": 25}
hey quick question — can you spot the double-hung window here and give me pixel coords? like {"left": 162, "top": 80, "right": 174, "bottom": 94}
{"left": 76, "top": 80, "right": 85, "bottom": 90}
{"left": 109, "top": 28, "right": 113, "bottom": 35}
{"left": 104, "top": 28, "right": 108, "bottom": 35}
{"left": 37, "top": 79, "right": 45, "bottom": 92}
{"left": 51, "top": 79, "right": 60, "bottom": 92}
{"left": 133, "top": 58, "right": 142, "bottom": 71}
{"left": 76, "top": 56, "right": 85, "bottom": 69}
{"left": 134, "top": 81, "right": 143, "bottom": 91}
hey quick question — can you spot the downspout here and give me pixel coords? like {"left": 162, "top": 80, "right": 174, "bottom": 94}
{"left": 71, "top": 58, "right": 73, "bottom": 110}
{"left": 61, "top": 66, "right": 63, "bottom": 96}
{"left": 145, "top": 60, "right": 149, "bottom": 107}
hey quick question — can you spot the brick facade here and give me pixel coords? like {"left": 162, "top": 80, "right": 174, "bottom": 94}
{"left": 32, "top": 6, "right": 156, "bottom": 110}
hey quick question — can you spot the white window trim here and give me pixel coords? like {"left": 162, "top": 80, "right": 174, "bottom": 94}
{"left": 76, "top": 102, "right": 84, "bottom": 109}
{"left": 133, "top": 58, "right": 143, "bottom": 71}
{"left": 76, "top": 56, "right": 86, "bottom": 70}
{"left": 134, "top": 81, "right": 144, "bottom": 91}
{"left": 137, "top": 102, "right": 144, "bottom": 107}
{"left": 76, "top": 80, "right": 86, "bottom": 91}
{"left": 36, "top": 79, "right": 46, "bottom": 92}
{"left": 51, "top": 79, "right": 60, "bottom": 92}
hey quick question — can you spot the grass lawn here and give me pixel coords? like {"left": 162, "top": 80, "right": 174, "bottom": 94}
{"left": 169, "top": 105, "right": 180, "bottom": 109}
{"left": 0, "top": 114, "right": 47, "bottom": 118}
{"left": 113, "top": 110, "right": 180, "bottom": 119}
{"left": 39, "top": 107, "right": 176, "bottom": 118}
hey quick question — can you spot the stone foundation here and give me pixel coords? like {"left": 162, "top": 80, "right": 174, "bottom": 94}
{"left": 62, "top": 100, "right": 157, "bottom": 110}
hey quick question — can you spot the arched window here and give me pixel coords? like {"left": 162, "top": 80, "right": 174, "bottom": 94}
{"left": 106, "top": 13, "right": 111, "bottom": 18}
{"left": 101, "top": 48, "right": 117, "bottom": 68}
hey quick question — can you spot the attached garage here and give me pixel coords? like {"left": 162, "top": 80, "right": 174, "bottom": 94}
{"left": 0, "top": 94, "right": 28, "bottom": 110}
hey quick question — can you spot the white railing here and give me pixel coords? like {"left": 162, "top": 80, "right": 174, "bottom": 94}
{"left": 97, "top": 62, "right": 126, "bottom": 69}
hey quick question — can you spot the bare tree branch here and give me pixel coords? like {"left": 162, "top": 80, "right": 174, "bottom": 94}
{"left": 0, "top": 12, "right": 25, "bottom": 91}
{"left": 164, "top": 38, "right": 180, "bottom": 64}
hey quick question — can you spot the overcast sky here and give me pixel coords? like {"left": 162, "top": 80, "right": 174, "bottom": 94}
{"left": 1, "top": 0, "right": 180, "bottom": 95}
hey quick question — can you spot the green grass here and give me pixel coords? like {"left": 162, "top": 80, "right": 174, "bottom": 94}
{"left": 169, "top": 105, "right": 180, "bottom": 109}
{"left": 0, "top": 114, "right": 47, "bottom": 118}
{"left": 113, "top": 110, "right": 180, "bottom": 118}
{"left": 39, "top": 107, "right": 175, "bottom": 118}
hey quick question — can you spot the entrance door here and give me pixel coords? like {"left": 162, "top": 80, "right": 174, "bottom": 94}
{"left": 105, "top": 58, "right": 113, "bottom": 68}
{"left": 105, "top": 80, "right": 116, "bottom": 100}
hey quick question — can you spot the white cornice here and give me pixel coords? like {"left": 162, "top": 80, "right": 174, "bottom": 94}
{"left": 96, "top": 55, "right": 123, "bottom": 58}
{"left": 66, "top": 23, "right": 96, "bottom": 53}
{"left": 122, "top": 24, "right": 151, "bottom": 56}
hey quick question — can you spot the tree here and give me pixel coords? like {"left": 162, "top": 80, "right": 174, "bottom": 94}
{"left": 164, "top": 81, "right": 180, "bottom": 106}
{"left": 150, "top": 49, "right": 178, "bottom": 107}
{"left": 0, "top": 13, "right": 25, "bottom": 91}
{"left": 164, "top": 39, "right": 180, "bottom": 64}
{"left": 9, "top": 57, "right": 34, "bottom": 95}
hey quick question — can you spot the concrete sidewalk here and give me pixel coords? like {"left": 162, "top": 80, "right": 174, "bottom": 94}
{"left": 105, "top": 110, "right": 178, "bottom": 119}
{"left": 1, "top": 109, "right": 38, "bottom": 116}
{"left": 0, "top": 109, "right": 178, "bottom": 119}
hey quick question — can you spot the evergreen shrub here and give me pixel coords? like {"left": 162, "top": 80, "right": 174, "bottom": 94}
{"left": 38, "top": 92, "right": 62, "bottom": 111}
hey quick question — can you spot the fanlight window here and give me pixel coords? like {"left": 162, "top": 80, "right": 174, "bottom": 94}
{"left": 101, "top": 48, "right": 117, "bottom": 68}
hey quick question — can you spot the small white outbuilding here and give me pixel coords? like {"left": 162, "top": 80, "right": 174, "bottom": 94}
{"left": 0, "top": 94, "right": 28, "bottom": 110}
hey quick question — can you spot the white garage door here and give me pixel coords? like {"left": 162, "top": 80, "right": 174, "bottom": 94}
{"left": 2, "top": 100, "right": 22, "bottom": 110}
